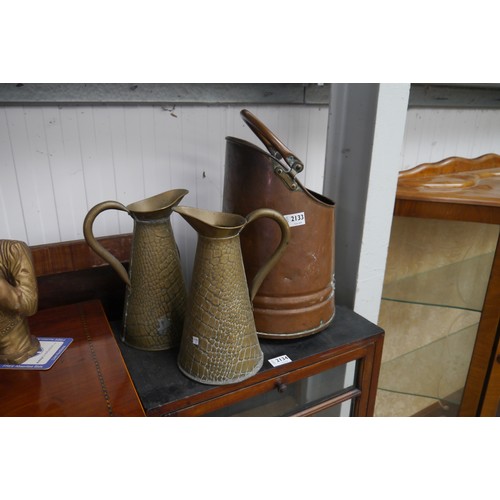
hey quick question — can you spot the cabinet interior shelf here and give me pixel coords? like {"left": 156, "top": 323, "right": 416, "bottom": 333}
{"left": 376, "top": 213, "right": 499, "bottom": 416}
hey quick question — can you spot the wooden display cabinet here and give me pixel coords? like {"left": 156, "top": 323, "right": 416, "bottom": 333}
{"left": 114, "top": 305, "right": 384, "bottom": 417}
{"left": 377, "top": 154, "right": 500, "bottom": 417}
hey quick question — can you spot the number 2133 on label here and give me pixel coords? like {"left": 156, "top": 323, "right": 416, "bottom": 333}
{"left": 284, "top": 212, "right": 306, "bottom": 227}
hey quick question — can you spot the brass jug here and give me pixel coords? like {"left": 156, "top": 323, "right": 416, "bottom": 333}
{"left": 83, "top": 189, "right": 188, "bottom": 351}
{"left": 173, "top": 206, "right": 290, "bottom": 385}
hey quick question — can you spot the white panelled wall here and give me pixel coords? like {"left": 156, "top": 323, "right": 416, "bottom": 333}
{"left": 0, "top": 104, "right": 329, "bottom": 279}
{"left": 402, "top": 107, "right": 500, "bottom": 170}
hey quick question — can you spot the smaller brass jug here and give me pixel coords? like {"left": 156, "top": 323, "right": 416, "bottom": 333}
{"left": 83, "top": 189, "right": 188, "bottom": 351}
{"left": 174, "top": 206, "right": 290, "bottom": 385}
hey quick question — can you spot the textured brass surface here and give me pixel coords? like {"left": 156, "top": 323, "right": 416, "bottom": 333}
{"left": 0, "top": 240, "right": 40, "bottom": 364}
{"left": 175, "top": 206, "right": 290, "bottom": 385}
{"left": 83, "top": 189, "right": 188, "bottom": 351}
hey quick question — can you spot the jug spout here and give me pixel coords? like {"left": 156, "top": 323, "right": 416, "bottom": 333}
{"left": 173, "top": 206, "right": 246, "bottom": 239}
{"left": 128, "top": 189, "right": 188, "bottom": 220}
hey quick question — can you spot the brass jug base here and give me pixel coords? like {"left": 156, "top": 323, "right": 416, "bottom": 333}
{"left": 177, "top": 354, "right": 264, "bottom": 386}
{"left": 121, "top": 337, "right": 177, "bottom": 352}
{"left": 0, "top": 335, "right": 41, "bottom": 365}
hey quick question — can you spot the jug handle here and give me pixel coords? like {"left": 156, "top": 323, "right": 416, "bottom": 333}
{"left": 245, "top": 208, "right": 291, "bottom": 302}
{"left": 83, "top": 201, "right": 131, "bottom": 286}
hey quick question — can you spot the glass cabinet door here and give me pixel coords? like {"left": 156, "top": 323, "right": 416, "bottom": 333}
{"left": 375, "top": 217, "right": 499, "bottom": 416}
{"left": 204, "top": 361, "right": 357, "bottom": 417}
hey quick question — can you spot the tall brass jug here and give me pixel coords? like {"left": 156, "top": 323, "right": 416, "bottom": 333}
{"left": 83, "top": 189, "right": 188, "bottom": 351}
{"left": 173, "top": 206, "right": 290, "bottom": 385}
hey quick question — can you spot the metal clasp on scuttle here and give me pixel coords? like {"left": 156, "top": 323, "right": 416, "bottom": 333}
{"left": 271, "top": 151, "right": 304, "bottom": 192}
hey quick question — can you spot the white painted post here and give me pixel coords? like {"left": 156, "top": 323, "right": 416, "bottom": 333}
{"left": 353, "top": 84, "right": 410, "bottom": 323}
